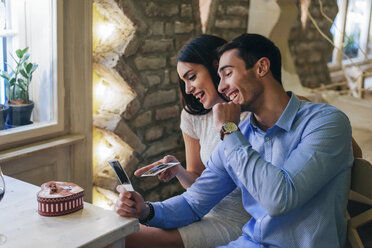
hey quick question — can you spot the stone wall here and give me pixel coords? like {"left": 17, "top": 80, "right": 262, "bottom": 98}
{"left": 288, "top": 0, "right": 338, "bottom": 88}
{"left": 206, "top": 0, "right": 249, "bottom": 41}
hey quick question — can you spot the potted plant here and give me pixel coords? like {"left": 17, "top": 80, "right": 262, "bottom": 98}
{"left": 0, "top": 104, "right": 9, "bottom": 130}
{"left": 0, "top": 47, "right": 38, "bottom": 126}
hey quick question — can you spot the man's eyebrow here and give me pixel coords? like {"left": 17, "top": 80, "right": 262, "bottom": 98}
{"left": 182, "top": 69, "right": 192, "bottom": 79}
{"left": 219, "top": 65, "right": 233, "bottom": 73}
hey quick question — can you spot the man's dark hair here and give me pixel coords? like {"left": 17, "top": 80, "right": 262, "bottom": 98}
{"left": 177, "top": 34, "right": 229, "bottom": 115}
{"left": 217, "top": 33, "right": 282, "bottom": 85}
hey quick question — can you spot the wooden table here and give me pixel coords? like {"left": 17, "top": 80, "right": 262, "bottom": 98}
{"left": 0, "top": 176, "right": 139, "bottom": 247}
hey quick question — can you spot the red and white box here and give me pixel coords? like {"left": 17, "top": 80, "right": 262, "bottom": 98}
{"left": 37, "top": 181, "right": 84, "bottom": 217}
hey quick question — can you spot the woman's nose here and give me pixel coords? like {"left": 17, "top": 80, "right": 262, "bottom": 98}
{"left": 185, "top": 82, "right": 195, "bottom": 94}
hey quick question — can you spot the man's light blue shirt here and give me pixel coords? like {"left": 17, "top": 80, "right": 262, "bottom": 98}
{"left": 148, "top": 93, "right": 353, "bottom": 247}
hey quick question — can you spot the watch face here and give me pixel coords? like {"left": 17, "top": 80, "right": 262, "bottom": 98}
{"left": 224, "top": 122, "right": 238, "bottom": 132}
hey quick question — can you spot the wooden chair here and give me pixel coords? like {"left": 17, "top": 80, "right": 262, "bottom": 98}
{"left": 348, "top": 158, "right": 372, "bottom": 248}
{"left": 343, "top": 64, "right": 372, "bottom": 99}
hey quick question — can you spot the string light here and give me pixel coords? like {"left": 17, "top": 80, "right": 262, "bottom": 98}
{"left": 96, "top": 21, "right": 115, "bottom": 44}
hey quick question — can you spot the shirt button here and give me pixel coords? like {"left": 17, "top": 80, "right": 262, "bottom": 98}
{"left": 237, "top": 171, "right": 240, "bottom": 176}
{"left": 265, "top": 137, "right": 270, "bottom": 141}
{"left": 257, "top": 219, "right": 261, "bottom": 223}
{"left": 224, "top": 149, "right": 228, "bottom": 156}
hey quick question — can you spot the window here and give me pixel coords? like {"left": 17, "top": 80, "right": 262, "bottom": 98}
{"left": 329, "top": 0, "right": 372, "bottom": 68}
{"left": 0, "top": 0, "right": 63, "bottom": 146}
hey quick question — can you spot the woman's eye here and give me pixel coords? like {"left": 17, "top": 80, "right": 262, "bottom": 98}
{"left": 188, "top": 74, "right": 196, "bottom": 81}
{"left": 226, "top": 71, "right": 232, "bottom": 77}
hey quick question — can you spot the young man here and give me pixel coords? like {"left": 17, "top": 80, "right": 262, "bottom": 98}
{"left": 115, "top": 33, "right": 353, "bottom": 247}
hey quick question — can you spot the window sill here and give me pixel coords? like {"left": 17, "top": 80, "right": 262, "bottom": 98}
{"left": 0, "top": 134, "right": 85, "bottom": 163}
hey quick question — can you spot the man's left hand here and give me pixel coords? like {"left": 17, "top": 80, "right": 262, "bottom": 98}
{"left": 213, "top": 101, "right": 241, "bottom": 132}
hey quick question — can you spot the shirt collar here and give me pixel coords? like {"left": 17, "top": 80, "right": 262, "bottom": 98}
{"left": 247, "top": 91, "right": 301, "bottom": 132}
{"left": 274, "top": 91, "right": 301, "bottom": 132}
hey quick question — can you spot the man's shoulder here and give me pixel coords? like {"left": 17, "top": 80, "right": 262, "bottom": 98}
{"left": 300, "top": 101, "right": 346, "bottom": 117}
{"left": 298, "top": 101, "right": 350, "bottom": 128}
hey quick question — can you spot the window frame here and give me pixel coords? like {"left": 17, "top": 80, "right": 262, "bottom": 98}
{"left": 329, "top": 0, "right": 372, "bottom": 71}
{"left": 0, "top": 0, "right": 64, "bottom": 147}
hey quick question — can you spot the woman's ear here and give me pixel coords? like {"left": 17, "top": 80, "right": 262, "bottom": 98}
{"left": 257, "top": 57, "right": 270, "bottom": 77}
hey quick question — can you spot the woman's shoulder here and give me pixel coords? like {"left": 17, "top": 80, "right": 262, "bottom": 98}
{"left": 181, "top": 108, "right": 211, "bottom": 123}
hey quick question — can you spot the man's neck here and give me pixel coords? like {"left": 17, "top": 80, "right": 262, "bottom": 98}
{"left": 253, "top": 85, "right": 290, "bottom": 132}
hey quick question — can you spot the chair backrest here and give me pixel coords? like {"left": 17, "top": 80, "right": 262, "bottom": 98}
{"left": 350, "top": 158, "right": 372, "bottom": 205}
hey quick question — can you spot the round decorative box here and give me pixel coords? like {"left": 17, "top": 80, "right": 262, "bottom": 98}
{"left": 37, "top": 181, "right": 84, "bottom": 216}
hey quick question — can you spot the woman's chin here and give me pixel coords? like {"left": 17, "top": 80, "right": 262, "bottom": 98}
{"left": 202, "top": 102, "right": 211, "bottom": 109}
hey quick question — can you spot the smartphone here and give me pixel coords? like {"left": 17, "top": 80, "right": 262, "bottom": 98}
{"left": 107, "top": 159, "right": 134, "bottom": 191}
{"left": 140, "top": 162, "right": 180, "bottom": 177}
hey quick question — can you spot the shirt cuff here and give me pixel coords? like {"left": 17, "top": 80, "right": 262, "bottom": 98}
{"left": 223, "top": 131, "right": 251, "bottom": 157}
{"left": 146, "top": 202, "right": 163, "bottom": 227}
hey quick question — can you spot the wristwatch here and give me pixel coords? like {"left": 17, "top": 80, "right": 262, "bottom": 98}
{"left": 220, "top": 122, "right": 239, "bottom": 140}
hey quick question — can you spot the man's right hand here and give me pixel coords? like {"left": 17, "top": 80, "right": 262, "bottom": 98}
{"left": 114, "top": 185, "right": 149, "bottom": 221}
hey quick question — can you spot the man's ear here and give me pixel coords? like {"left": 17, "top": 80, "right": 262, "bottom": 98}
{"left": 257, "top": 57, "right": 270, "bottom": 77}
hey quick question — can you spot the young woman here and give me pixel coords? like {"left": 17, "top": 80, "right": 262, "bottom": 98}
{"left": 125, "top": 35, "right": 251, "bottom": 248}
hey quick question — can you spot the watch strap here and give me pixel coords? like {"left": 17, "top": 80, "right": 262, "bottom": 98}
{"left": 139, "top": 201, "right": 154, "bottom": 225}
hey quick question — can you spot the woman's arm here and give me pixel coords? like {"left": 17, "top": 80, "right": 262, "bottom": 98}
{"left": 134, "top": 131, "right": 206, "bottom": 189}
{"left": 175, "top": 131, "right": 206, "bottom": 188}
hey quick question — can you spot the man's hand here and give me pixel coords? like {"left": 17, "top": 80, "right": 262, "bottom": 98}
{"left": 213, "top": 101, "right": 241, "bottom": 132}
{"left": 134, "top": 155, "right": 181, "bottom": 182}
{"left": 114, "top": 185, "right": 149, "bottom": 221}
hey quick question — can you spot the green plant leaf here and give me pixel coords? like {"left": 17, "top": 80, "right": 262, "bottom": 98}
{"left": 20, "top": 69, "right": 28, "bottom": 78}
{"left": 22, "top": 47, "right": 29, "bottom": 55}
{"left": 9, "top": 78, "right": 16, "bottom": 85}
{"left": 30, "top": 64, "right": 38, "bottom": 73}
{"left": 19, "top": 53, "right": 30, "bottom": 65}
{"left": 0, "top": 71, "right": 10, "bottom": 81}
{"left": 26, "top": 63, "right": 33, "bottom": 73}
{"left": 15, "top": 49, "right": 23, "bottom": 59}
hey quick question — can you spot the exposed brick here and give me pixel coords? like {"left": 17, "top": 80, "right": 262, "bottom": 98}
{"left": 155, "top": 105, "right": 180, "bottom": 120}
{"left": 114, "top": 120, "right": 146, "bottom": 153}
{"left": 175, "top": 21, "right": 194, "bottom": 34}
{"left": 144, "top": 135, "right": 180, "bottom": 157}
{"left": 142, "top": 39, "right": 174, "bottom": 53}
{"left": 163, "top": 69, "right": 170, "bottom": 85}
{"left": 215, "top": 18, "right": 245, "bottom": 29}
{"left": 133, "top": 111, "right": 152, "bottom": 127}
{"left": 122, "top": 98, "right": 141, "bottom": 120}
{"left": 181, "top": 4, "right": 193, "bottom": 18}
{"left": 143, "top": 89, "right": 177, "bottom": 108}
{"left": 145, "top": 125, "right": 164, "bottom": 141}
{"left": 170, "top": 69, "right": 179, "bottom": 84}
{"left": 165, "top": 22, "right": 174, "bottom": 35}
{"left": 134, "top": 56, "right": 166, "bottom": 70}
{"left": 150, "top": 21, "right": 164, "bottom": 35}
{"left": 144, "top": 2, "right": 179, "bottom": 17}
{"left": 226, "top": 5, "right": 248, "bottom": 16}
{"left": 147, "top": 75, "right": 161, "bottom": 87}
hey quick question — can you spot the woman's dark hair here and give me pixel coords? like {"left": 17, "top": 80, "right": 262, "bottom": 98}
{"left": 177, "top": 34, "right": 228, "bottom": 115}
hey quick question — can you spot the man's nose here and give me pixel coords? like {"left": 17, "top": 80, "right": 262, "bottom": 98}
{"left": 218, "top": 78, "right": 227, "bottom": 94}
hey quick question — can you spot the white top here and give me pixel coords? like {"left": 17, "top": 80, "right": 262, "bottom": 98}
{"left": 180, "top": 109, "right": 250, "bottom": 165}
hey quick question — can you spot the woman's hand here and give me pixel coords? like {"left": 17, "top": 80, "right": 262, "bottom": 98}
{"left": 134, "top": 155, "right": 182, "bottom": 182}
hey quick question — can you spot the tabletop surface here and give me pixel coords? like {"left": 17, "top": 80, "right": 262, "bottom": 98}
{"left": 0, "top": 176, "right": 139, "bottom": 248}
